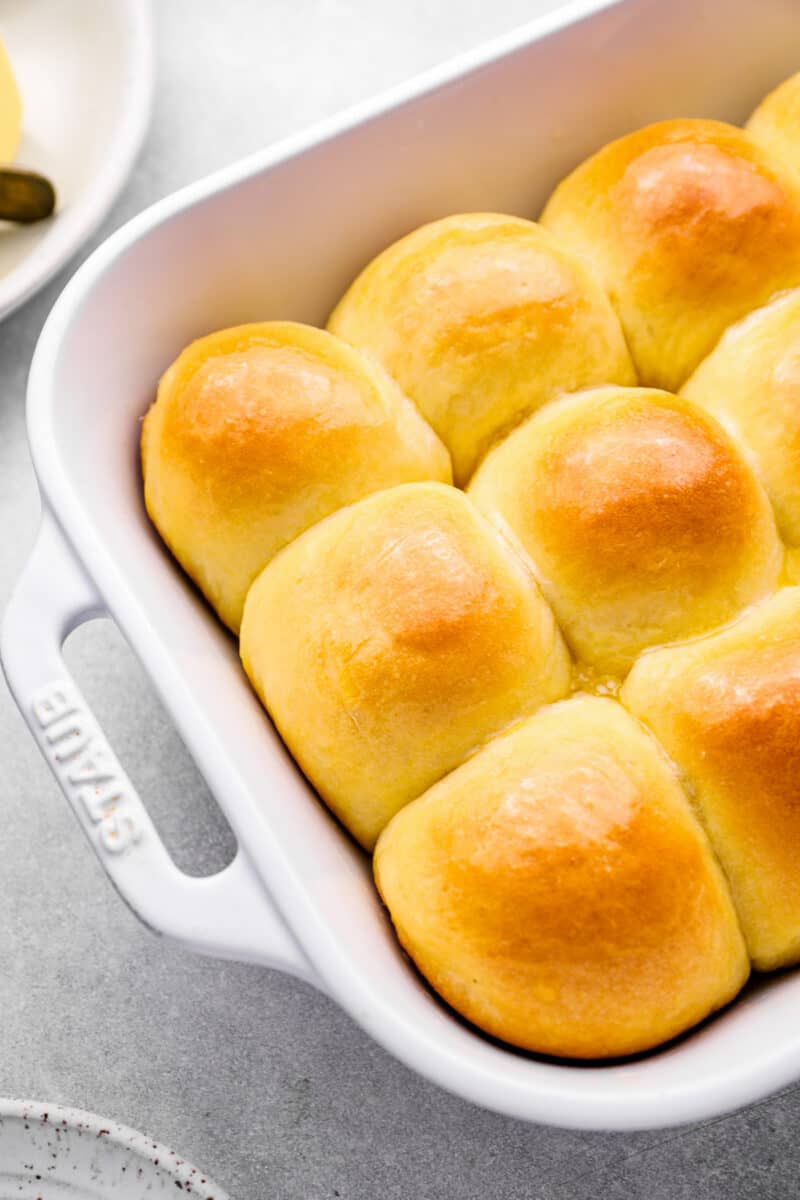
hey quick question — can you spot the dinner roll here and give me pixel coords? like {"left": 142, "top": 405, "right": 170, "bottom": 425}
{"left": 747, "top": 72, "right": 800, "bottom": 178}
{"left": 468, "top": 386, "right": 782, "bottom": 675}
{"left": 241, "top": 482, "right": 570, "bottom": 849}
{"left": 327, "top": 213, "right": 635, "bottom": 484}
{"left": 623, "top": 588, "right": 800, "bottom": 970}
{"left": 375, "top": 695, "right": 748, "bottom": 1059}
{"left": 681, "top": 288, "right": 800, "bottom": 554}
{"left": 540, "top": 120, "right": 800, "bottom": 390}
{"left": 141, "top": 322, "right": 451, "bottom": 632}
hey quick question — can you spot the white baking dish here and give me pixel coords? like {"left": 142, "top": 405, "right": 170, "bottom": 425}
{"left": 3, "top": 0, "right": 800, "bottom": 1133}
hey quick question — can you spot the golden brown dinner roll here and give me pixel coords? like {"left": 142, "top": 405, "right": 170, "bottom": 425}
{"left": 141, "top": 321, "right": 451, "bottom": 632}
{"left": 241, "top": 482, "right": 570, "bottom": 849}
{"left": 540, "top": 119, "right": 800, "bottom": 390}
{"left": 747, "top": 72, "right": 800, "bottom": 179}
{"left": 468, "top": 386, "right": 782, "bottom": 675}
{"left": 327, "top": 213, "right": 635, "bottom": 484}
{"left": 681, "top": 288, "right": 800, "bottom": 552}
{"left": 623, "top": 588, "right": 800, "bottom": 970}
{"left": 375, "top": 695, "right": 748, "bottom": 1059}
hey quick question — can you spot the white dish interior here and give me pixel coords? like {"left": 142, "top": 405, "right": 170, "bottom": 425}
{"left": 20, "top": 0, "right": 800, "bottom": 1131}
{"left": 0, "top": 0, "right": 153, "bottom": 320}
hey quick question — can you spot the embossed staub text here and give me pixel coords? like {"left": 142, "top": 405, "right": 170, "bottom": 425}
{"left": 31, "top": 681, "right": 140, "bottom": 854}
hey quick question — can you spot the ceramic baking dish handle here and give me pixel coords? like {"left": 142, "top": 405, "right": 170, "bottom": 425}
{"left": 1, "top": 512, "right": 317, "bottom": 987}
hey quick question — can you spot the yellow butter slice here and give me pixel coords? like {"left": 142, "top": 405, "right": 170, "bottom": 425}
{"left": 0, "top": 36, "right": 22, "bottom": 162}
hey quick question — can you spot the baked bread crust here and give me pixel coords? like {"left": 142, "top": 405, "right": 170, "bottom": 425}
{"left": 469, "top": 385, "right": 782, "bottom": 673}
{"left": 328, "top": 212, "right": 634, "bottom": 484}
{"left": 624, "top": 588, "right": 800, "bottom": 971}
{"left": 142, "top": 321, "right": 451, "bottom": 632}
{"left": 541, "top": 119, "right": 800, "bottom": 390}
{"left": 375, "top": 695, "right": 748, "bottom": 1058}
{"left": 241, "top": 482, "right": 570, "bottom": 849}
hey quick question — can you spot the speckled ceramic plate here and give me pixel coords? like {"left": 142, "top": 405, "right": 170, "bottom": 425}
{"left": 0, "top": 1100, "right": 227, "bottom": 1199}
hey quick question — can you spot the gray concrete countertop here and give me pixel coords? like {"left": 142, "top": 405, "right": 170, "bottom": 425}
{"left": 0, "top": 2, "right": 798, "bottom": 1196}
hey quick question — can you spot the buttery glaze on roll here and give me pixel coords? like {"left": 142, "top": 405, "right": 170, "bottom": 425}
{"left": 468, "top": 386, "right": 782, "bottom": 675}
{"left": 375, "top": 695, "right": 748, "bottom": 1059}
{"left": 623, "top": 588, "right": 800, "bottom": 971}
{"left": 540, "top": 119, "right": 800, "bottom": 390}
{"left": 327, "top": 213, "right": 635, "bottom": 484}
{"left": 681, "top": 288, "right": 800, "bottom": 564}
{"left": 240, "top": 482, "right": 570, "bottom": 850}
{"left": 747, "top": 72, "right": 800, "bottom": 179}
{"left": 141, "top": 322, "right": 451, "bottom": 632}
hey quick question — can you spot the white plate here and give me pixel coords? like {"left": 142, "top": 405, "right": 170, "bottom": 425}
{"left": 0, "top": 1100, "right": 227, "bottom": 1198}
{"left": 0, "top": 0, "right": 154, "bottom": 321}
